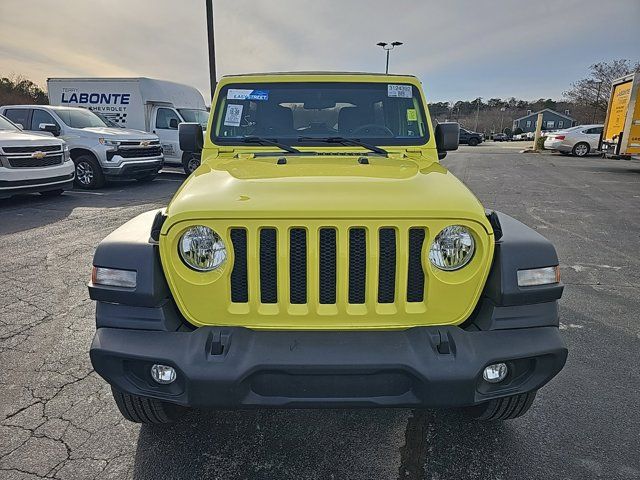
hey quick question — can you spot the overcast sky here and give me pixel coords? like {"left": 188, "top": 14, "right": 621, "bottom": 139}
{"left": 1, "top": 0, "right": 638, "bottom": 103}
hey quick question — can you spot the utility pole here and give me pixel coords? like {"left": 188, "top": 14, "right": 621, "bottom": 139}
{"left": 206, "top": 0, "right": 217, "bottom": 101}
{"left": 376, "top": 41, "right": 403, "bottom": 74}
{"left": 533, "top": 112, "right": 544, "bottom": 151}
{"left": 474, "top": 97, "right": 481, "bottom": 131}
{"left": 591, "top": 80, "right": 603, "bottom": 124}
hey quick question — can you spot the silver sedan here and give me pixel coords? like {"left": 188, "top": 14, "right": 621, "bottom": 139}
{"left": 544, "top": 124, "right": 603, "bottom": 157}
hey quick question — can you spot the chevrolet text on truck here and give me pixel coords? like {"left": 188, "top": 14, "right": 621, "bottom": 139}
{"left": 1, "top": 105, "right": 163, "bottom": 189}
{"left": 88, "top": 72, "right": 567, "bottom": 424}
{"left": 47, "top": 77, "right": 209, "bottom": 174}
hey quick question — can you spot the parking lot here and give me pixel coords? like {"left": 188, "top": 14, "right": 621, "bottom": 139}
{"left": 1, "top": 144, "right": 639, "bottom": 480}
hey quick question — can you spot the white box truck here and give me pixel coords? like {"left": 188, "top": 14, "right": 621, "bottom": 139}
{"left": 47, "top": 77, "right": 208, "bottom": 173}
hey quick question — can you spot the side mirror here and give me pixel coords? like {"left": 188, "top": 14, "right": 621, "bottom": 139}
{"left": 15, "top": 123, "right": 24, "bottom": 130}
{"left": 434, "top": 122, "right": 459, "bottom": 159}
{"left": 179, "top": 122, "right": 204, "bottom": 153}
{"left": 169, "top": 118, "right": 179, "bottom": 129}
{"left": 39, "top": 123, "right": 61, "bottom": 136}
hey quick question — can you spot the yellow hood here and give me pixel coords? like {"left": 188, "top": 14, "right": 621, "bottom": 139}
{"left": 163, "top": 153, "right": 490, "bottom": 228}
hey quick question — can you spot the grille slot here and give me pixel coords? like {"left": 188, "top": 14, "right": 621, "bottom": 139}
{"left": 259, "top": 228, "right": 278, "bottom": 303}
{"left": 407, "top": 228, "right": 426, "bottom": 302}
{"left": 319, "top": 229, "right": 337, "bottom": 304}
{"left": 117, "top": 146, "right": 162, "bottom": 158}
{"left": 2, "top": 145, "right": 61, "bottom": 154}
{"left": 378, "top": 228, "right": 397, "bottom": 303}
{"left": 230, "top": 229, "right": 248, "bottom": 303}
{"left": 348, "top": 228, "right": 367, "bottom": 304}
{"left": 289, "top": 228, "right": 307, "bottom": 304}
{"left": 8, "top": 154, "right": 63, "bottom": 168}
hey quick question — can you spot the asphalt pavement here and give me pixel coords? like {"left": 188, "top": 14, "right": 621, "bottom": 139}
{"left": 1, "top": 145, "right": 639, "bottom": 479}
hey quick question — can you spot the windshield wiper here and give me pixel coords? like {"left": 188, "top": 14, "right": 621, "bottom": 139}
{"left": 242, "top": 136, "right": 300, "bottom": 154}
{"left": 297, "top": 136, "right": 388, "bottom": 156}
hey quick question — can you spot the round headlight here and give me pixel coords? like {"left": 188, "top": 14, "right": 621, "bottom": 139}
{"left": 429, "top": 225, "right": 475, "bottom": 271}
{"left": 179, "top": 226, "right": 227, "bottom": 271}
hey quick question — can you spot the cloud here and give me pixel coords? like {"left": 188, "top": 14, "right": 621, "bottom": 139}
{"left": 1, "top": 0, "right": 638, "bottom": 102}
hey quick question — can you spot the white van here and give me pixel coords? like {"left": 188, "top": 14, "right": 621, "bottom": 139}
{"left": 47, "top": 78, "right": 208, "bottom": 173}
{"left": 0, "top": 114, "right": 74, "bottom": 199}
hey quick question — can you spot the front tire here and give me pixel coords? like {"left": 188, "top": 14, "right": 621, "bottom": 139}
{"left": 74, "top": 154, "right": 105, "bottom": 189}
{"left": 182, "top": 153, "right": 201, "bottom": 175}
{"left": 468, "top": 137, "right": 479, "bottom": 146}
{"left": 463, "top": 391, "right": 537, "bottom": 421}
{"left": 111, "top": 387, "right": 186, "bottom": 424}
{"left": 572, "top": 142, "right": 590, "bottom": 157}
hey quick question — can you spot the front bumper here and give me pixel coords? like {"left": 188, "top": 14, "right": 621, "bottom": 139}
{"left": 90, "top": 325, "right": 567, "bottom": 409}
{"left": 0, "top": 172, "right": 75, "bottom": 198}
{"left": 102, "top": 158, "right": 164, "bottom": 179}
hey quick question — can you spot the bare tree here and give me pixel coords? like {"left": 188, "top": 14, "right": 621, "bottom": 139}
{"left": 0, "top": 75, "right": 48, "bottom": 106}
{"left": 563, "top": 59, "right": 640, "bottom": 120}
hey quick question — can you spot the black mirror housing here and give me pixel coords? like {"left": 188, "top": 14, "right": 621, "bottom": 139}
{"left": 435, "top": 122, "right": 459, "bottom": 154}
{"left": 179, "top": 122, "right": 204, "bottom": 153}
{"left": 169, "top": 118, "right": 179, "bottom": 129}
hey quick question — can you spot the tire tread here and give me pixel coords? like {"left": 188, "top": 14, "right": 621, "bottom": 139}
{"left": 111, "top": 387, "right": 183, "bottom": 424}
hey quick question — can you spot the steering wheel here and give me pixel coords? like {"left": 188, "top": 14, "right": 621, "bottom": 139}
{"left": 351, "top": 124, "right": 394, "bottom": 137}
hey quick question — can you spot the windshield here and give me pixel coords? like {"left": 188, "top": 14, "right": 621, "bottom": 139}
{"left": 55, "top": 108, "right": 107, "bottom": 128}
{"left": 178, "top": 109, "right": 209, "bottom": 128}
{"left": 211, "top": 82, "right": 429, "bottom": 147}
{"left": 93, "top": 111, "right": 122, "bottom": 128}
{"left": 0, "top": 115, "right": 19, "bottom": 131}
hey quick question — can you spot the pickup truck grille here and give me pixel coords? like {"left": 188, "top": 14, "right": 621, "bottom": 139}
{"left": 0, "top": 145, "right": 64, "bottom": 169}
{"left": 229, "top": 225, "right": 426, "bottom": 308}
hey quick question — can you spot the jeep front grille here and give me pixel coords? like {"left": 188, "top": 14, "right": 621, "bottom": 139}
{"left": 228, "top": 225, "right": 426, "bottom": 309}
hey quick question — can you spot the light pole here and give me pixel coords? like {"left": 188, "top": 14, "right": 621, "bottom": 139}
{"left": 500, "top": 106, "right": 506, "bottom": 133}
{"left": 474, "top": 97, "right": 482, "bottom": 132}
{"left": 376, "top": 41, "right": 403, "bottom": 74}
{"left": 205, "top": 0, "right": 217, "bottom": 100}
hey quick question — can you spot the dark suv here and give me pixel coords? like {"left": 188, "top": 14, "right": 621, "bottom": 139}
{"left": 459, "top": 128, "right": 483, "bottom": 146}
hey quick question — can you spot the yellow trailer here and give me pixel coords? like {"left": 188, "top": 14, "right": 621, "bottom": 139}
{"left": 600, "top": 73, "right": 640, "bottom": 159}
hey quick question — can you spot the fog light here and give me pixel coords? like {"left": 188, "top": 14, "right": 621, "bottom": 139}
{"left": 483, "top": 363, "right": 508, "bottom": 383}
{"left": 150, "top": 364, "right": 176, "bottom": 384}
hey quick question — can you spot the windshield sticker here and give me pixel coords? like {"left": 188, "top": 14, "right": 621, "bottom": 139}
{"left": 223, "top": 104, "right": 243, "bottom": 127}
{"left": 227, "top": 89, "right": 269, "bottom": 101}
{"left": 388, "top": 84, "right": 412, "bottom": 98}
{"left": 406, "top": 109, "right": 418, "bottom": 121}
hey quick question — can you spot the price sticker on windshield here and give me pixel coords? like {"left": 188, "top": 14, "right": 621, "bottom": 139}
{"left": 388, "top": 84, "right": 412, "bottom": 98}
{"left": 224, "top": 104, "right": 243, "bottom": 127}
{"left": 388, "top": 84, "right": 413, "bottom": 98}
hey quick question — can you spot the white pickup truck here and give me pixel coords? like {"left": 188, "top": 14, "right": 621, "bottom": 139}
{"left": 47, "top": 78, "right": 208, "bottom": 174}
{"left": 0, "top": 114, "right": 74, "bottom": 199}
{"left": 0, "top": 105, "right": 163, "bottom": 189}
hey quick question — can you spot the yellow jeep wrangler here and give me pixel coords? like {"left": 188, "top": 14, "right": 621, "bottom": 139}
{"left": 89, "top": 73, "right": 567, "bottom": 423}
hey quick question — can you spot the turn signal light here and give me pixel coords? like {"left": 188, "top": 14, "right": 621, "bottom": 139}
{"left": 91, "top": 266, "right": 137, "bottom": 288}
{"left": 517, "top": 266, "right": 560, "bottom": 287}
